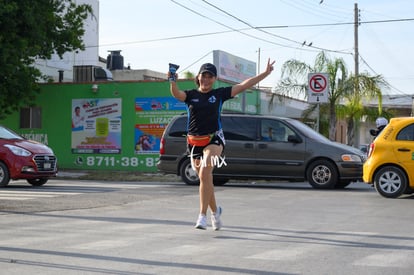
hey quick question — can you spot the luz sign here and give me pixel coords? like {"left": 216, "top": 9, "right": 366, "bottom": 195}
{"left": 308, "top": 73, "right": 329, "bottom": 103}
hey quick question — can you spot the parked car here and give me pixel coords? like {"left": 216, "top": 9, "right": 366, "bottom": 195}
{"left": 0, "top": 125, "right": 57, "bottom": 187}
{"left": 363, "top": 117, "right": 414, "bottom": 198}
{"left": 157, "top": 114, "right": 366, "bottom": 189}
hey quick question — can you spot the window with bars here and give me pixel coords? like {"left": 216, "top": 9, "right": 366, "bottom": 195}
{"left": 20, "top": 107, "right": 42, "bottom": 129}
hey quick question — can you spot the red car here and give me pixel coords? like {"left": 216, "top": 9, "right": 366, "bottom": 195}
{"left": 0, "top": 125, "right": 57, "bottom": 187}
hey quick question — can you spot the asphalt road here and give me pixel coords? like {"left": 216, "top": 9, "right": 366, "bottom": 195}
{"left": 0, "top": 179, "right": 413, "bottom": 275}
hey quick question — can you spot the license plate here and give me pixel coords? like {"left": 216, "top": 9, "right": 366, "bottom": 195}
{"left": 44, "top": 163, "right": 51, "bottom": 169}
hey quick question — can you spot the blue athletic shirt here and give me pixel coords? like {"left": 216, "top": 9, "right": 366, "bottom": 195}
{"left": 184, "top": 86, "right": 233, "bottom": 135}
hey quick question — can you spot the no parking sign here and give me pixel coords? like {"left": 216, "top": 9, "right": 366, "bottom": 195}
{"left": 308, "top": 73, "right": 329, "bottom": 103}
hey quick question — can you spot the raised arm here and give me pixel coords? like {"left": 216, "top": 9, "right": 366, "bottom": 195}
{"left": 231, "top": 58, "right": 275, "bottom": 97}
{"left": 168, "top": 72, "right": 186, "bottom": 102}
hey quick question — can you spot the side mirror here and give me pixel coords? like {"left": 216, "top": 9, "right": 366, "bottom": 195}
{"left": 369, "top": 129, "right": 378, "bottom": 137}
{"left": 287, "top": 135, "right": 302, "bottom": 143}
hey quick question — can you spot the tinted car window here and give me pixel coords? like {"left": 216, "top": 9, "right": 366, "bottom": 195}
{"left": 168, "top": 117, "right": 187, "bottom": 137}
{"left": 260, "top": 119, "right": 295, "bottom": 142}
{"left": 396, "top": 124, "right": 414, "bottom": 141}
{"left": 222, "top": 117, "right": 256, "bottom": 141}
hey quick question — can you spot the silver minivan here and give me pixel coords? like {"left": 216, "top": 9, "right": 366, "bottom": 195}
{"left": 157, "top": 114, "right": 366, "bottom": 189}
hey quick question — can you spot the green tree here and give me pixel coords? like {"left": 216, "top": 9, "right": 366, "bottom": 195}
{"left": 183, "top": 71, "right": 195, "bottom": 79}
{"left": 0, "top": 0, "right": 92, "bottom": 119}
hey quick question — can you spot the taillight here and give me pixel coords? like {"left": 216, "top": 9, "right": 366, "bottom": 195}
{"left": 159, "top": 137, "right": 165, "bottom": 155}
{"left": 367, "top": 143, "right": 375, "bottom": 158}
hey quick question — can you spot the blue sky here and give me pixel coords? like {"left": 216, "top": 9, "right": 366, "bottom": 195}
{"left": 98, "top": 0, "right": 414, "bottom": 97}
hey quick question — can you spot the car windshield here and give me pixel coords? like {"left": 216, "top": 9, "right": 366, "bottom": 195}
{"left": 287, "top": 119, "right": 331, "bottom": 142}
{"left": 0, "top": 126, "right": 24, "bottom": 140}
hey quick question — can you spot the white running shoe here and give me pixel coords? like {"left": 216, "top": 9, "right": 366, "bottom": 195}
{"left": 195, "top": 214, "right": 207, "bottom": 230}
{"left": 211, "top": 206, "right": 223, "bottom": 231}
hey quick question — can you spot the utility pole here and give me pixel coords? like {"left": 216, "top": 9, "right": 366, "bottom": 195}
{"left": 354, "top": 3, "right": 359, "bottom": 79}
{"left": 257, "top": 47, "right": 261, "bottom": 89}
{"left": 354, "top": 2, "right": 360, "bottom": 147}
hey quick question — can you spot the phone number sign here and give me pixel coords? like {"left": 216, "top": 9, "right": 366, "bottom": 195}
{"left": 308, "top": 73, "right": 329, "bottom": 103}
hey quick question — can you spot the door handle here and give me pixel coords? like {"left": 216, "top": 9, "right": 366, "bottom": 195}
{"left": 397, "top": 148, "right": 411, "bottom": 152}
{"left": 258, "top": 143, "right": 267, "bottom": 149}
{"left": 244, "top": 143, "right": 254, "bottom": 149}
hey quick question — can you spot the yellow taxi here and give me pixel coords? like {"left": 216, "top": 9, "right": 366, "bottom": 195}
{"left": 363, "top": 117, "right": 414, "bottom": 198}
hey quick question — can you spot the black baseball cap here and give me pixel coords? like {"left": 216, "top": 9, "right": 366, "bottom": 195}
{"left": 198, "top": 63, "right": 217, "bottom": 77}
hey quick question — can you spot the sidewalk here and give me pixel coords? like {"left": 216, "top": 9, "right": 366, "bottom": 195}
{"left": 57, "top": 170, "right": 89, "bottom": 179}
{"left": 56, "top": 169, "right": 181, "bottom": 182}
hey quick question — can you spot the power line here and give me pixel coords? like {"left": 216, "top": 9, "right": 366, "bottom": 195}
{"left": 359, "top": 54, "right": 412, "bottom": 96}
{"left": 91, "top": 29, "right": 239, "bottom": 48}
{"left": 201, "top": 0, "right": 313, "bottom": 47}
{"left": 178, "top": 51, "right": 213, "bottom": 73}
{"left": 94, "top": 2, "right": 413, "bottom": 57}
{"left": 281, "top": 0, "right": 352, "bottom": 22}
{"left": 200, "top": 0, "right": 413, "bottom": 56}
{"left": 174, "top": 0, "right": 350, "bottom": 55}
{"left": 169, "top": 0, "right": 291, "bottom": 49}
{"left": 258, "top": 18, "right": 414, "bottom": 29}
{"left": 359, "top": 54, "right": 378, "bottom": 75}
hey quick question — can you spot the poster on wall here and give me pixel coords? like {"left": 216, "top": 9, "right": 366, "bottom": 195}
{"left": 72, "top": 98, "right": 122, "bottom": 154}
{"left": 135, "top": 97, "right": 185, "bottom": 154}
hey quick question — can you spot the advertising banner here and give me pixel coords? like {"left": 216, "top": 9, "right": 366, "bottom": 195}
{"left": 135, "top": 97, "right": 186, "bottom": 154}
{"left": 213, "top": 50, "right": 256, "bottom": 83}
{"left": 71, "top": 98, "right": 122, "bottom": 154}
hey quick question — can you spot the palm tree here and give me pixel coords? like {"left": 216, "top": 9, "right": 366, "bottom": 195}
{"left": 273, "top": 51, "right": 388, "bottom": 144}
{"left": 337, "top": 73, "right": 388, "bottom": 146}
{"left": 273, "top": 51, "right": 348, "bottom": 140}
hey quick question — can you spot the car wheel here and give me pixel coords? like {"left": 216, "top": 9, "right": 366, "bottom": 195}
{"left": 27, "top": 178, "right": 48, "bottom": 186}
{"left": 0, "top": 162, "right": 10, "bottom": 187}
{"left": 374, "top": 166, "right": 407, "bottom": 198}
{"left": 307, "top": 159, "right": 338, "bottom": 189}
{"left": 180, "top": 158, "right": 200, "bottom": 185}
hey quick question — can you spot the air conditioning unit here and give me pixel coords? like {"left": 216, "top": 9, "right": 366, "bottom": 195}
{"left": 73, "top": 66, "right": 113, "bottom": 82}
